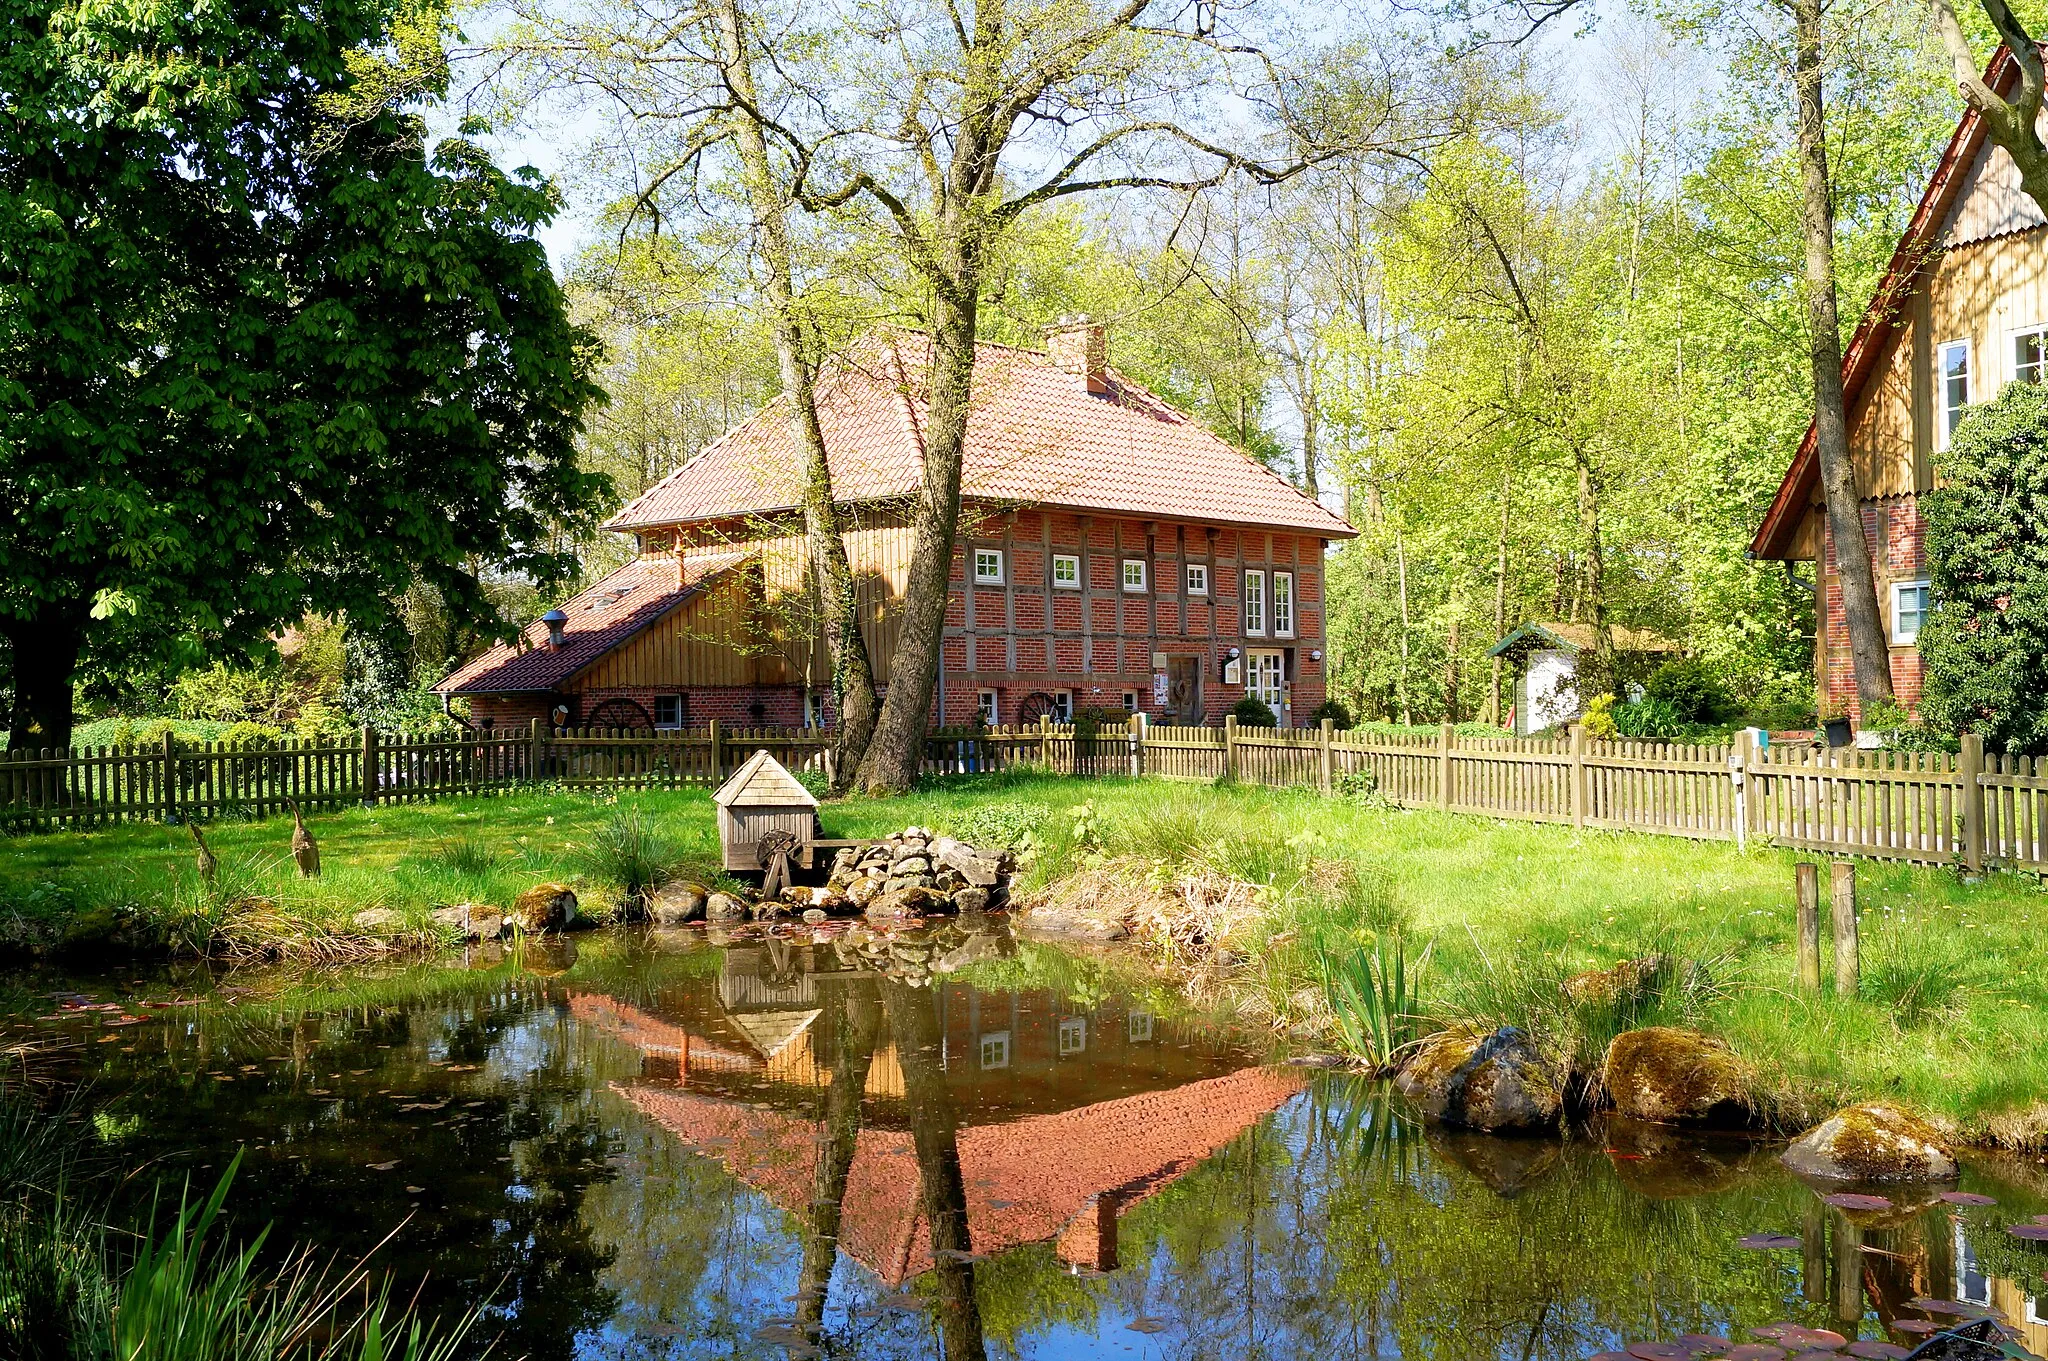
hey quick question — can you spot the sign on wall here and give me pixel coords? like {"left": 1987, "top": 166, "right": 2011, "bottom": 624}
{"left": 1222, "top": 656, "right": 1242, "bottom": 685}
{"left": 1152, "top": 672, "right": 1169, "bottom": 704}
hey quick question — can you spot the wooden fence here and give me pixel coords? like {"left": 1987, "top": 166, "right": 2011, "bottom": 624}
{"left": 3, "top": 715, "right": 2039, "bottom": 872}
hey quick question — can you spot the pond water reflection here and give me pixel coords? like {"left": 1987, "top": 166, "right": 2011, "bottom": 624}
{"left": 6, "top": 921, "right": 2048, "bottom": 1361}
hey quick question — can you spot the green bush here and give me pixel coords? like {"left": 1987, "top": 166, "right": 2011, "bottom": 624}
{"left": 575, "top": 808, "right": 679, "bottom": 899}
{"left": 1612, "top": 698, "right": 1683, "bottom": 739}
{"left": 1643, "top": 659, "right": 1729, "bottom": 724}
{"left": 944, "top": 801, "right": 1051, "bottom": 852}
{"left": 1229, "top": 696, "right": 1278, "bottom": 728}
{"left": 1921, "top": 381, "right": 2048, "bottom": 753}
{"left": 1308, "top": 698, "right": 1353, "bottom": 729}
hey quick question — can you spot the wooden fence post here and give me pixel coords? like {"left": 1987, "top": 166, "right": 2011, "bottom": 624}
{"left": 709, "top": 719, "right": 725, "bottom": 783}
{"left": 1039, "top": 714, "right": 1052, "bottom": 769}
{"left": 161, "top": 729, "right": 179, "bottom": 823}
{"left": 1794, "top": 862, "right": 1821, "bottom": 992}
{"left": 1569, "top": 724, "right": 1587, "bottom": 829}
{"left": 360, "top": 726, "right": 380, "bottom": 806}
{"left": 1438, "top": 722, "right": 1455, "bottom": 812}
{"left": 529, "top": 717, "right": 546, "bottom": 783}
{"left": 1128, "top": 713, "right": 1144, "bottom": 778}
{"left": 1959, "top": 730, "right": 1985, "bottom": 873}
{"left": 1830, "top": 861, "right": 1859, "bottom": 997}
{"left": 1319, "top": 718, "right": 1335, "bottom": 795}
{"left": 1731, "top": 729, "right": 1753, "bottom": 852}
{"left": 1224, "top": 715, "right": 1239, "bottom": 783}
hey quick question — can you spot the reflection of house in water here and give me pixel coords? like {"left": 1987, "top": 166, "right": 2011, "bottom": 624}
{"left": 567, "top": 939, "right": 1302, "bottom": 1282}
{"left": 1958, "top": 1226, "right": 2048, "bottom": 1356}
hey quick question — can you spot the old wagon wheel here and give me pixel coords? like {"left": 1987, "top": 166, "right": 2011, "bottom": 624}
{"left": 1015, "top": 692, "right": 1059, "bottom": 725}
{"left": 757, "top": 828, "right": 802, "bottom": 900}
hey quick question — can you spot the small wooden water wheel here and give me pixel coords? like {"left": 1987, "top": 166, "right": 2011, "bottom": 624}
{"left": 757, "top": 829, "right": 803, "bottom": 899}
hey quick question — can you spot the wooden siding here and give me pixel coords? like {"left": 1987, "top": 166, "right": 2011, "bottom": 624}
{"left": 1942, "top": 119, "right": 2048, "bottom": 246}
{"left": 576, "top": 567, "right": 803, "bottom": 689}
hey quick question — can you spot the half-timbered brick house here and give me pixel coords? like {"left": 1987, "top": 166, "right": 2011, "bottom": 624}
{"left": 437, "top": 322, "right": 1354, "bottom": 730}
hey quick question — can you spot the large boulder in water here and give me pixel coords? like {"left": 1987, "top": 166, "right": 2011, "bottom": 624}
{"left": 1395, "top": 1026, "right": 1564, "bottom": 1132}
{"left": 1781, "top": 1102, "right": 1959, "bottom": 1183}
{"left": 1602, "top": 1027, "right": 1754, "bottom": 1126}
{"left": 648, "top": 882, "right": 708, "bottom": 926}
{"left": 512, "top": 883, "right": 579, "bottom": 933}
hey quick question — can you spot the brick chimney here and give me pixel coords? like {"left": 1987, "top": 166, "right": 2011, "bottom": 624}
{"left": 1044, "top": 316, "right": 1109, "bottom": 395}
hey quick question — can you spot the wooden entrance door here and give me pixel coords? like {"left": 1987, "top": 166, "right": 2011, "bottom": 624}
{"left": 1166, "top": 656, "right": 1202, "bottom": 724}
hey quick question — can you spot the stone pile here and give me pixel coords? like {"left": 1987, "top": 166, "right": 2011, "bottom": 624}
{"left": 644, "top": 826, "right": 1013, "bottom": 926}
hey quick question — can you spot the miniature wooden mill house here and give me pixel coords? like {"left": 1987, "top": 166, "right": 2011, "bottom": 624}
{"left": 712, "top": 750, "right": 821, "bottom": 872}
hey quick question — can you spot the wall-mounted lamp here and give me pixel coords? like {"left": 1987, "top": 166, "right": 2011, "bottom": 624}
{"left": 1224, "top": 646, "right": 1241, "bottom": 661}
{"left": 542, "top": 609, "right": 568, "bottom": 650}
{"left": 1309, "top": 649, "right": 1323, "bottom": 662}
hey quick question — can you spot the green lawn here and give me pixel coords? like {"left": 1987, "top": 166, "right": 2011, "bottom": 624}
{"left": 4, "top": 773, "right": 2045, "bottom": 1137}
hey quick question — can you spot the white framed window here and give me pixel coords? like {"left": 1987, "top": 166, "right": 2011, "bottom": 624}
{"left": 2017, "top": 325, "right": 2047, "bottom": 386}
{"left": 1891, "top": 579, "right": 1931, "bottom": 646}
{"left": 805, "top": 693, "right": 825, "bottom": 729}
{"left": 1121, "top": 691, "right": 1138, "bottom": 712}
{"left": 2028, "top": 1297, "right": 2048, "bottom": 1328}
{"left": 653, "top": 695, "right": 684, "bottom": 729}
{"left": 1058, "top": 1017, "right": 1087, "bottom": 1056}
{"left": 1052, "top": 554, "right": 1080, "bottom": 589}
{"left": 1185, "top": 563, "right": 1209, "bottom": 596}
{"left": 1244, "top": 570, "right": 1266, "bottom": 636}
{"left": 1122, "top": 558, "right": 1147, "bottom": 593}
{"left": 973, "top": 547, "right": 1004, "bottom": 584}
{"left": 1938, "top": 338, "right": 1971, "bottom": 450}
{"left": 1959, "top": 1226, "right": 1991, "bottom": 1305}
{"left": 1248, "top": 650, "right": 1284, "bottom": 708}
{"left": 1272, "top": 572, "right": 1295, "bottom": 637}
{"left": 1053, "top": 690, "right": 1073, "bottom": 721}
{"left": 976, "top": 689, "right": 999, "bottom": 725}
{"left": 979, "top": 1031, "right": 1010, "bottom": 1070}
{"left": 1127, "top": 1012, "right": 1154, "bottom": 1043}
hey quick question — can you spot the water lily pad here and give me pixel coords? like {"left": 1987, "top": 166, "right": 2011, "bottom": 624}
{"left": 1126, "top": 1318, "right": 1171, "bottom": 1335}
{"left": 1587, "top": 1351, "right": 1633, "bottom": 1361}
{"left": 1909, "top": 1299, "right": 1977, "bottom": 1316}
{"left": 1781, "top": 1328, "right": 1848, "bottom": 1350}
{"left": 1754, "top": 1325, "right": 1802, "bottom": 1340}
{"left": 1739, "top": 1234, "right": 1803, "bottom": 1250}
{"left": 1628, "top": 1343, "right": 1697, "bottom": 1361}
{"left": 1821, "top": 1194, "right": 1893, "bottom": 1212}
{"left": 1891, "top": 1321, "right": 1941, "bottom": 1336}
{"left": 1939, "top": 1192, "right": 1998, "bottom": 1207}
{"left": 1726, "top": 1346, "right": 1788, "bottom": 1361}
{"left": 1845, "top": 1346, "right": 1910, "bottom": 1361}
{"left": 2007, "top": 1225, "right": 2048, "bottom": 1241}
{"left": 1791, "top": 1351, "right": 1845, "bottom": 1361}
{"left": 1682, "top": 1336, "right": 1734, "bottom": 1352}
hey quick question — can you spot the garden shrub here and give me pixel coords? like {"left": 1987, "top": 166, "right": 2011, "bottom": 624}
{"left": 945, "top": 801, "right": 1051, "bottom": 852}
{"left": 1612, "top": 697, "right": 1683, "bottom": 739}
{"left": 1229, "top": 696, "right": 1278, "bottom": 728}
{"left": 1643, "top": 659, "right": 1730, "bottom": 724}
{"left": 1308, "top": 698, "right": 1353, "bottom": 729}
{"left": 1581, "top": 693, "right": 1617, "bottom": 738}
{"left": 1921, "top": 381, "right": 2048, "bottom": 753}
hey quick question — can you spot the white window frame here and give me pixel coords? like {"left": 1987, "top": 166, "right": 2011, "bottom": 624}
{"left": 653, "top": 695, "right": 685, "bottom": 730}
{"left": 1122, "top": 558, "right": 1148, "bottom": 593}
{"left": 973, "top": 547, "right": 1004, "bottom": 585}
{"left": 1051, "top": 554, "right": 1080, "bottom": 589}
{"left": 1127, "top": 1012, "right": 1154, "bottom": 1043}
{"left": 1272, "top": 571, "right": 1295, "bottom": 638}
{"left": 1248, "top": 649, "right": 1284, "bottom": 708}
{"left": 1121, "top": 691, "right": 1138, "bottom": 712}
{"left": 976, "top": 689, "right": 999, "bottom": 725}
{"left": 979, "top": 1031, "right": 1010, "bottom": 1069}
{"left": 1185, "top": 563, "right": 1209, "bottom": 596}
{"left": 2015, "top": 323, "right": 2048, "bottom": 387}
{"left": 804, "top": 693, "right": 826, "bottom": 730}
{"left": 1058, "top": 1017, "right": 1087, "bottom": 1056}
{"left": 1244, "top": 570, "right": 1266, "bottom": 636}
{"left": 1891, "top": 579, "right": 1931, "bottom": 646}
{"left": 1053, "top": 690, "right": 1073, "bottom": 721}
{"left": 1938, "top": 338, "right": 1972, "bottom": 451}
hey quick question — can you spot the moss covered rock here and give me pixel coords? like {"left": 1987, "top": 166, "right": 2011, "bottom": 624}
{"left": 512, "top": 883, "right": 579, "bottom": 933}
{"left": 1395, "top": 1026, "right": 1564, "bottom": 1132}
{"left": 1562, "top": 955, "right": 1666, "bottom": 1007}
{"left": 1781, "top": 1102, "right": 1958, "bottom": 1183}
{"left": 1602, "top": 1027, "right": 1754, "bottom": 1126}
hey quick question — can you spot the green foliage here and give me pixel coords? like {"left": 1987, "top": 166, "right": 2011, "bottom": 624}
{"left": 793, "top": 768, "right": 831, "bottom": 798}
{"left": 1859, "top": 699, "right": 1958, "bottom": 754}
{"left": 1309, "top": 699, "right": 1354, "bottom": 729}
{"left": 1582, "top": 692, "right": 1617, "bottom": 739}
{"left": 943, "top": 801, "right": 1051, "bottom": 854}
{"left": 1920, "top": 382, "right": 2048, "bottom": 753}
{"left": 1229, "top": 696, "right": 1278, "bottom": 728}
{"left": 434, "top": 836, "right": 501, "bottom": 876}
{"left": 1612, "top": 698, "right": 1684, "bottom": 739}
{"left": 575, "top": 808, "right": 679, "bottom": 899}
{"left": 1644, "top": 660, "right": 1732, "bottom": 724}
{"left": 0, "top": 0, "right": 607, "bottom": 748}
{"left": 1318, "top": 933, "right": 1433, "bottom": 1070}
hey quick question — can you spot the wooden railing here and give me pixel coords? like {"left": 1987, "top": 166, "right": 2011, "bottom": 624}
{"left": 2, "top": 714, "right": 2032, "bottom": 871}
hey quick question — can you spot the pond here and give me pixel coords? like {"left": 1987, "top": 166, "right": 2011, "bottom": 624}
{"left": 5, "top": 919, "right": 2047, "bottom": 1361}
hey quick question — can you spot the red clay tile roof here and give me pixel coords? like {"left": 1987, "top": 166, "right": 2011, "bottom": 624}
{"left": 605, "top": 333, "right": 1354, "bottom": 538}
{"left": 436, "top": 553, "right": 747, "bottom": 696}
{"left": 1751, "top": 46, "right": 2026, "bottom": 560}
{"left": 619, "top": 1065, "right": 1305, "bottom": 1286}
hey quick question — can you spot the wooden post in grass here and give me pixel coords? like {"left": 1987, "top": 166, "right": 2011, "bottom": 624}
{"left": 1830, "top": 861, "right": 1859, "bottom": 997}
{"left": 1039, "top": 714, "right": 1052, "bottom": 769}
{"left": 1569, "top": 724, "right": 1588, "bottom": 829}
{"left": 161, "top": 728, "right": 178, "bottom": 823}
{"left": 360, "top": 726, "right": 379, "bottom": 806}
{"left": 1959, "top": 730, "right": 1986, "bottom": 873}
{"left": 1438, "top": 722, "right": 1455, "bottom": 811}
{"left": 1319, "top": 718, "right": 1335, "bottom": 795}
{"left": 708, "top": 718, "right": 725, "bottom": 783}
{"left": 1127, "top": 712, "right": 1144, "bottom": 778}
{"left": 1795, "top": 862, "right": 1821, "bottom": 992}
{"left": 528, "top": 717, "right": 546, "bottom": 783}
{"left": 1223, "top": 715, "right": 1239, "bottom": 782}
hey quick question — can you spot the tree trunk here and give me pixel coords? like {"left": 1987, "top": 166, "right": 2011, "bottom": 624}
{"left": 713, "top": 0, "right": 881, "bottom": 791}
{"left": 4, "top": 600, "right": 85, "bottom": 752}
{"left": 1487, "top": 466, "right": 1511, "bottom": 726}
{"left": 1299, "top": 379, "right": 1320, "bottom": 499}
{"left": 857, "top": 262, "right": 979, "bottom": 793}
{"left": 1934, "top": 1, "right": 2048, "bottom": 220}
{"left": 886, "top": 979, "right": 987, "bottom": 1361}
{"left": 1443, "top": 613, "right": 1462, "bottom": 724}
{"left": 1395, "top": 529, "right": 1412, "bottom": 727}
{"left": 1793, "top": 0, "right": 1894, "bottom": 712}
{"left": 794, "top": 979, "right": 881, "bottom": 1336}
{"left": 1575, "top": 447, "right": 1615, "bottom": 697}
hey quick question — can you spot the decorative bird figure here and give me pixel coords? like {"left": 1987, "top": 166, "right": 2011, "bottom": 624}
{"left": 188, "top": 822, "right": 217, "bottom": 884}
{"left": 288, "top": 801, "right": 321, "bottom": 878}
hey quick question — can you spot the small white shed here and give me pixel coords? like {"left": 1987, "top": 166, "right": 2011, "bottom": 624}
{"left": 712, "top": 750, "right": 820, "bottom": 871}
{"left": 1487, "top": 623, "right": 1684, "bottom": 735}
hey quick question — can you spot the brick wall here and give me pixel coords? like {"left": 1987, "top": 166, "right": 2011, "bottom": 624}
{"left": 1819, "top": 496, "right": 1927, "bottom": 721}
